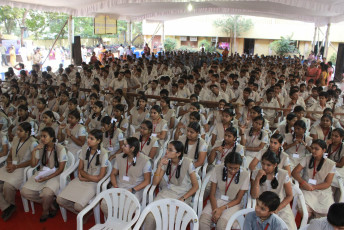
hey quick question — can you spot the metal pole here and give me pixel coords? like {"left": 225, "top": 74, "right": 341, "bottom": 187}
{"left": 127, "top": 20, "right": 132, "bottom": 46}
{"left": 311, "top": 26, "right": 317, "bottom": 52}
{"left": 162, "top": 21, "right": 165, "bottom": 51}
{"left": 324, "top": 23, "right": 331, "bottom": 60}
{"left": 68, "top": 15, "right": 74, "bottom": 64}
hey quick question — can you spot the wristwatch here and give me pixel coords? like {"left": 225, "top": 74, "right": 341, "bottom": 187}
{"left": 132, "top": 188, "right": 136, "bottom": 194}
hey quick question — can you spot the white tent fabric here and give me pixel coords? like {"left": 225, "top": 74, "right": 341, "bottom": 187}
{"left": 1, "top": 0, "right": 344, "bottom": 26}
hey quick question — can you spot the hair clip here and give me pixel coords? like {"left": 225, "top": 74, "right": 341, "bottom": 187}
{"left": 111, "top": 117, "right": 117, "bottom": 123}
{"left": 323, "top": 153, "right": 328, "bottom": 159}
{"left": 31, "top": 127, "right": 35, "bottom": 136}
{"left": 133, "top": 156, "right": 137, "bottom": 164}
{"left": 97, "top": 149, "right": 101, "bottom": 155}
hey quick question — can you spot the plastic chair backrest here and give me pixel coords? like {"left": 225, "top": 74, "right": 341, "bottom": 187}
{"left": 133, "top": 198, "right": 199, "bottom": 230}
{"left": 292, "top": 184, "right": 309, "bottom": 228}
{"left": 197, "top": 172, "right": 211, "bottom": 217}
{"left": 96, "top": 160, "right": 112, "bottom": 195}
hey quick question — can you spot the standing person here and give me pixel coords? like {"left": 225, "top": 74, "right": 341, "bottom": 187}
{"left": 0, "top": 43, "right": 8, "bottom": 66}
{"left": 19, "top": 45, "right": 28, "bottom": 66}
{"left": 117, "top": 44, "right": 124, "bottom": 59}
{"left": 33, "top": 48, "right": 42, "bottom": 67}
{"left": 143, "top": 43, "right": 150, "bottom": 57}
{"left": 9, "top": 46, "right": 16, "bottom": 67}
{"left": 81, "top": 45, "right": 87, "bottom": 63}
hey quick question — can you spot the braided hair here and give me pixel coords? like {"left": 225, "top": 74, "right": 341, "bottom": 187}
{"left": 184, "top": 122, "right": 201, "bottom": 160}
{"left": 327, "top": 128, "right": 344, "bottom": 162}
{"left": 91, "top": 101, "right": 103, "bottom": 122}
{"left": 122, "top": 137, "right": 140, "bottom": 166}
{"left": 114, "top": 104, "right": 125, "bottom": 128}
{"left": 165, "top": 141, "right": 184, "bottom": 179}
{"left": 269, "top": 133, "right": 284, "bottom": 164}
{"left": 249, "top": 115, "right": 265, "bottom": 140}
{"left": 222, "top": 152, "right": 242, "bottom": 184}
{"left": 85, "top": 129, "right": 103, "bottom": 166}
{"left": 320, "top": 114, "right": 333, "bottom": 140}
{"left": 18, "top": 105, "right": 29, "bottom": 122}
{"left": 260, "top": 150, "right": 280, "bottom": 189}
{"left": 222, "top": 127, "right": 238, "bottom": 155}
{"left": 40, "top": 127, "right": 59, "bottom": 168}
{"left": 309, "top": 139, "right": 327, "bottom": 171}
{"left": 285, "top": 113, "right": 297, "bottom": 134}
{"left": 139, "top": 120, "right": 152, "bottom": 146}
{"left": 101, "top": 116, "right": 116, "bottom": 139}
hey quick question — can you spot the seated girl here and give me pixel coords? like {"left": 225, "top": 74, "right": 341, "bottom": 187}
{"left": 53, "top": 91, "right": 69, "bottom": 117}
{"left": 174, "top": 111, "right": 206, "bottom": 140}
{"left": 310, "top": 114, "right": 333, "bottom": 145}
{"left": 38, "top": 111, "right": 59, "bottom": 138}
{"left": 8, "top": 105, "right": 36, "bottom": 141}
{"left": 57, "top": 129, "right": 108, "bottom": 216}
{"left": 21, "top": 127, "right": 67, "bottom": 222}
{"left": 249, "top": 133, "right": 291, "bottom": 175}
{"left": 211, "top": 108, "right": 237, "bottom": 146}
{"left": 292, "top": 139, "right": 336, "bottom": 219}
{"left": 251, "top": 150, "right": 296, "bottom": 230}
{"left": 85, "top": 101, "right": 105, "bottom": 133}
{"left": 100, "top": 137, "right": 151, "bottom": 217}
{"left": 160, "top": 96, "right": 176, "bottom": 130}
{"left": 133, "top": 120, "right": 159, "bottom": 160}
{"left": 283, "top": 120, "right": 312, "bottom": 169}
{"left": 101, "top": 116, "right": 124, "bottom": 162}
{"left": 200, "top": 152, "right": 249, "bottom": 230}
{"left": 148, "top": 105, "right": 168, "bottom": 144}
{"left": 143, "top": 141, "right": 199, "bottom": 229}
{"left": 274, "top": 113, "right": 297, "bottom": 138}
{"left": 113, "top": 104, "right": 129, "bottom": 138}
{"left": 129, "top": 96, "right": 149, "bottom": 131}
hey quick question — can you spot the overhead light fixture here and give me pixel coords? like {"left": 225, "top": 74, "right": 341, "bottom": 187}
{"left": 187, "top": 2, "right": 193, "bottom": 11}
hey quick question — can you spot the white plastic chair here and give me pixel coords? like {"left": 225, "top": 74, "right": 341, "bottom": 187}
{"left": 77, "top": 188, "right": 141, "bottom": 230}
{"left": 299, "top": 224, "right": 309, "bottom": 230}
{"left": 59, "top": 159, "right": 112, "bottom": 223}
{"left": 291, "top": 184, "right": 309, "bottom": 228}
{"left": 133, "top": 198, "right": 199, "bottom": 230}
{"left": 21, "top": 162, "right": 40, "bottom": 214}
{"left": 24, "top": 151, "right": 75, "bottom": 215}
{"left": 335, "top": 171, "right": 344, "bottom": 202}
{"left": 225, "top": 208, "right": 288, "bottom": 230}
{"left": 0, "top": 142, "right": 10, "bottom": 167}
{"left": 197, "top": 172, "right": 211, "bottom": 217}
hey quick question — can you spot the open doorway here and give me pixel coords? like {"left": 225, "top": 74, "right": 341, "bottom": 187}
{"left": 244, "top": 38, "right": 255, "bottom": 55}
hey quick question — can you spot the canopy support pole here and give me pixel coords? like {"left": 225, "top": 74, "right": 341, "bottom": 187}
{"left": 68, "top": 15, "right": 74, "bottom": 64}
{"left": 162, "top": 22, "right": 165, "bottom": 51}
{"left": 127, "top": 20, "right": 132, "bottom": 46}
{"left": 324, "top": 23, "right": 331, "bottom": 60}
{"left": 311, "top": 26, "right": 317, "bottom": 52}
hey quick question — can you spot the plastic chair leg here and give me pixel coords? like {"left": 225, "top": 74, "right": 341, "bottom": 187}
{"left": 30, "top": 201, "right": 35, "bottom": 214}
{"left": 21, "top": 196, "right": 29, "bottom": 213}
{"left": 60, "top": 206, "right": 67, "bottom": 222}
{"left": 93, "top": 203, "right": 100, "bottom": 224}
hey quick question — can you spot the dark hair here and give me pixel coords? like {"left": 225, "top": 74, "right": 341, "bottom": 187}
{"left": 327, "top": 202, "right": 344, "bottom": 227}
{"left": 165, "top": 141, "right": 184, "bottom": 179}
{"left": 43, "top": 110, "right": 57, "bottom": 123}
{"left": 309, "top": 139, "right": 327, "bottom": 172}
{"left": 285, "top": 113, "right": 297, "bottom": 134}
{"left": 260, "top": 150, "right": 279, "bottom": 189}
{"left": 249, "top": 116, "right": 265, "bottom": 140}
{"left": 244, "top": 99, "right": 254, "bottom": 106}
{"left": 222, "top": 152, "right": 242, "bottom": 184}
{"left": 222, "top": 126, "right": 238, "bottom": 153}
{"left": 122, "top": 137, "right": 140, "bottom": 166}
{"left": 151, "top": 105, "right": 162, "bottom": 118}
{"left": 92, "top": 101, "right": 103, "bottom": 121}
{"left": 184, "top": 122, "right": 201, "bottom": 160}
{"left": 269, "top": 133, "right": 283, "bottom": 164}
{"left": 114, "top": 104, "right": 125, "bottom": 128}
{"left": 68, "top": 109, "right": 81, "bottom": 121}
{"left": 321, "top": 114, "right": 333, "bottom": 140}
{"left": 139, "top": 120, "right": 152, "bottom": 146}
{"left": 85, "top": 129, "right": 103, "bottom": 166}
{"left": 222, "top": 108, "right": 235, "bottom": 117}
{"left": 18, "top": 105, "right": 29, "bottom": 122}
{"left": 328, "top": 128, "right": 344, "bottom": 162}
{"left": 101, "top": 116, "right": 116, "bottom": 139}
{"left": 40, "top": 127, "right": 59, "bottom": 168}
{"left": 190, "top": 111, "right": 200, "bottom": 121}
{"left": 258, "top": 191, "right": 281, "bottom": 212}
{"left": 161, "top": 96, "right": 171, "bottom": 109}
{"left": 19, "top": 122, "right": 32, "bottom": 134}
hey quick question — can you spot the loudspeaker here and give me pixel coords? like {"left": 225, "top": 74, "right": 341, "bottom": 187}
{"left": 334, "top": 43, "right": 344, "bottom": 83}
{"left": 72, "top": 36, "right": 82, "bottom": 66}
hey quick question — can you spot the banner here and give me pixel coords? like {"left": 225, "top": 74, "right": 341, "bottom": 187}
{"left": 94, "top": 15, "right": 117, "bottom": 34}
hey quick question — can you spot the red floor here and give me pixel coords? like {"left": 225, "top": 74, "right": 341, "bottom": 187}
{"left": 0, "top": 192, "right": 96, "bottom": 230}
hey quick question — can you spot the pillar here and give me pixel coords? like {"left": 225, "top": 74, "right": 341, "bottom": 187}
{"left": 68, "top": 15, "right": 74, "bottom": 64}
{"left": 311, "top": 26, "right": 317, "bottom": 53}
{"left": 324, "top": 23, "right": 331, "bottom": 60}
{"left": 127, "top": 20, "right": 132, "bottom": 46}
{"left": 161, "top": 21, "right": 165, "bottom": 50}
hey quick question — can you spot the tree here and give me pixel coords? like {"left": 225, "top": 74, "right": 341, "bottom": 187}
{"left": 0, "top": 6, "right": 25, "bottom": 35}
{"left": 198, "top": 39, "right": 216, "bottom": 52}
{"left": 270, "top": 34, "right": 299, "bottom": 56}
{"left": 164, "top": 37, "right": 177, "bottom": 51}
{"left": 214, "top": 15, "right": 253, "bottom": 53}
{"left": 26, "top": 10, "right": 48, "bottom": 39}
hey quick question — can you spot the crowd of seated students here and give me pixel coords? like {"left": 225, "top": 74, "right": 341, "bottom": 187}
{"left": 0, "top": 51, "right": 343, "bottom": 230}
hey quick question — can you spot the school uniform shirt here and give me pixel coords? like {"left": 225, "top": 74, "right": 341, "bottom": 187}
{"left": 309, "top": 102, "right": 331, "bottom": 121}
{"left": 0, "top": 132, "right": 8, "bottom": 154}
{"left": 149, "top": 118, "right": 168, "bottom": 136}
{"left": 110, "top": 78, "right": 128, "bottom": 91}
{"left": 23, "top": 143, "right": 67, "bottom": 195}
{"left": 28, "top": 97, "right": 39, "bottom": 110}
{"left": 63, "top": 123, "right": 87, "bottom": 155}
{"left": 0, "top": 136, "right": 38, "bottom": 189}
{"left": 306, "top": 96, "right": 318, "bottom": 109}
{"left": 70, "top": 92, "right": 86, "bottom": 105}
{"left": 283, "top": 97, "right": 306, "bottom": 110}
{"left": 126, "top": 76, "right": 141, "bottom": 93}
{"left": 133, "top": 133, "right": 159, "bottom": 158}
{"left": 243, "top": 211, "right": 285, "bottom": 230}
{"left": 261, "top": 98, "right": 279, "bottom": 120}
{"left": 32, "top": 107, "right": 49, "bottom": 124}
{"left": 252, "top": 168, "right": 297, "bottom": 230}
{"left": 114, "top": 153, "right": 152, "bottom": 201}
{"left": 201, "top": 165, "right": 249, "bottom": 221}
{"left": 307, "top": 217, "right": 335, "bottom": 230}
{"left": 0, "top": 110, "right": 11, "bottom": 132}
{"left": 115, "top": 117, "right": 129, "bottom": 137}
{"left": 243, "top": 129, "right": 269, "bottom": 159}
{"left": 162, "top": 109, "right": 176, "bottom": 129}
{"left": 47, "top": 98, "right": 57, "bottom": 111}
{"left": 129, "top": 107, "right": 150, "bottom": 129}
{"left": 102, "top": 128, "right": 124, "bottom": 156}
{"left": 178, "top": 135, "right": 208, "bottom": 164}
{"left": 212, "top": 121, "right": 239, "bottom": 143}
{"left": 11, "top": 117, "right": 37, "bottom": 136}
{"left": 58, "top": 145, "right": 109, "bottom": 207}
{"left": 156, "top": 157, "right": 196, "bottom": 205}
{"left": 212, "top": 140, "right": 245, "bottom": 165}
{"left": 176, "top": 88, "right": 191, "bottom": 99}
{"left": 180, "top": 112, "right": 207, "bottom": 128}
{"left": 310, "top": 125, "right": 332, "bottom": 141}
{"left": 299, "top": 155, "right": 336, "bottom": 214}
{"left": 87, "top": 113, "right": 104, "bottom": 130}
{"left": 38, "top": 122, "right": 59, "bottom": 137}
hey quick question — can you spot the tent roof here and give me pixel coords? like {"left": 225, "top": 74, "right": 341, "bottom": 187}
{"left": 2, "top": 0, "right": 344, "bottom": 26}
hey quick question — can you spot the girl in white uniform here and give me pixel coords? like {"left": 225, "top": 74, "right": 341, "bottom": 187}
{"left": 292, "top": 139, "right": 336, "bottom": 219}
{"left": 200, "top": 152, "right": 249, "bottom": 230}
{"left": 310, "top": 114, "right": 333, "bottom": 143}
{"left": 211, "top": 108, "right": 237, "bottom": 146}
{"left": 101, "top": 116, "right": 124, "bottom": 162}
{"left": 133, "top": 120, "right": 159, "bottom": 159}
{"left": 38, "top": 111, "right": 59, "bottom": 138}
{"left": 129, "top": 96, "right": 149, "bottom": 132}
{"left": 21, "top": 127, "right": 67, "bottom": 222}
{"left": 149, "top": 105, "right": 168, "bottom": 144}
{"left": 85, "top": 101, "right": 104, "bottom": 133}
{"left": 113, "top": 104, "right": 129, "bottom": 138}
{"left": 160, "top": 96, "right": 176, "bottom": 130}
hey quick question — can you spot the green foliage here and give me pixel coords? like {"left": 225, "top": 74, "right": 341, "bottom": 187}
{"left": 198, "top": 39, "right": 216, "bottom": 52}
{"left": 269, "top": 34, "right": 299, "bottom": 56}
{"left": 0, "top": 6, "right": 25, "bottom": 34}
{"left": 214, "top": 15, "right": 253, "bottom": 37}
{"left": 329, "top": 53, "right": 337, "bottom": 65}
{"left": 164, "top": 37, "right": 177, "bottom": 51}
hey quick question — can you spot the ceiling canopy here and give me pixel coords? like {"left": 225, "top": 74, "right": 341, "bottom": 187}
{"left": 1, "top": 0, "right": 344, "bottom": 26}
